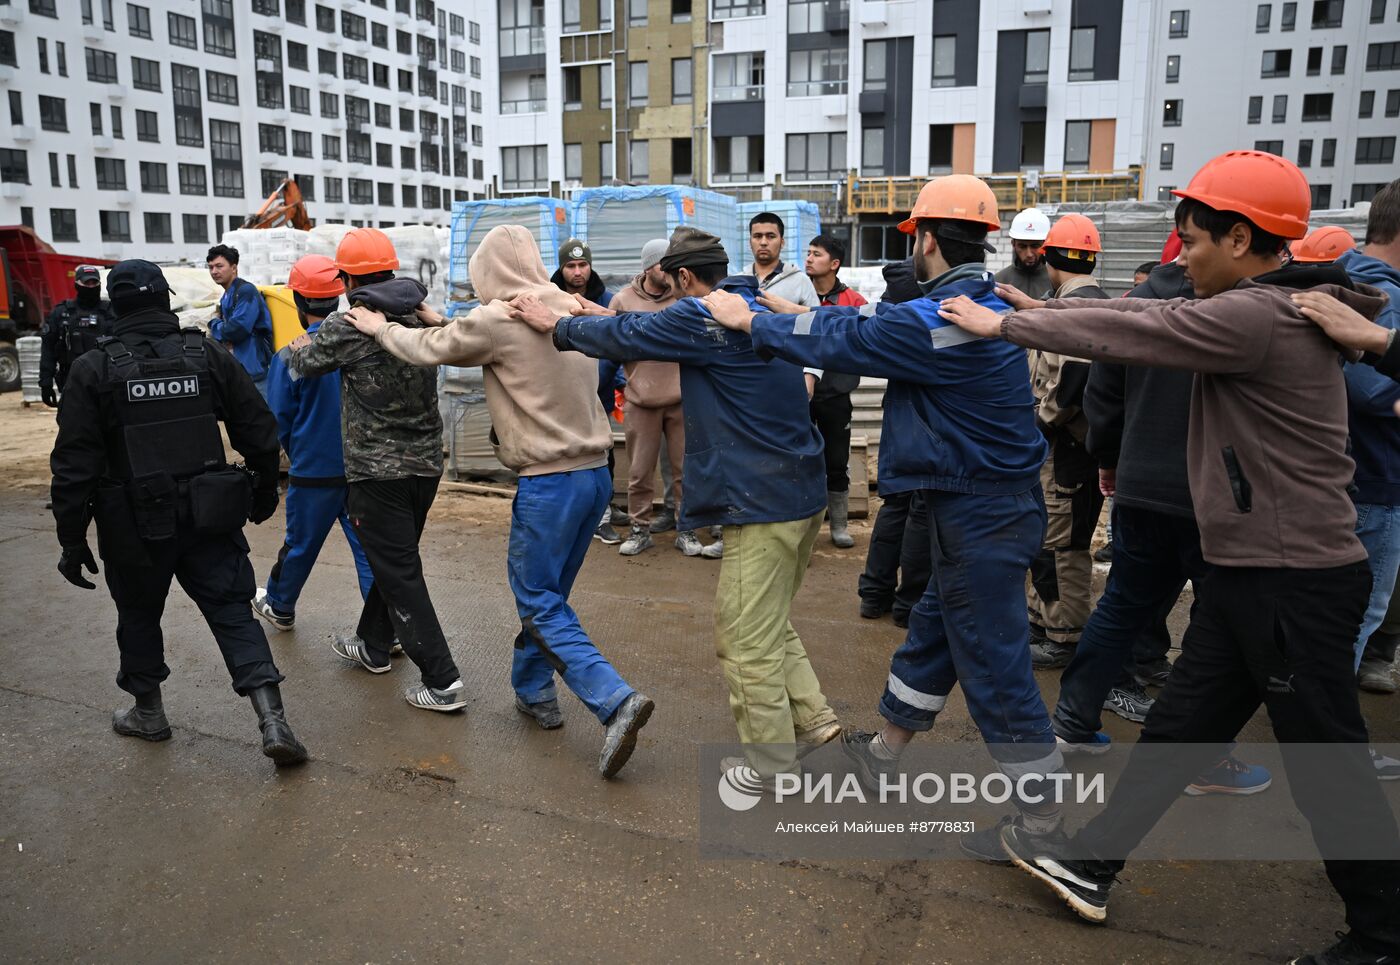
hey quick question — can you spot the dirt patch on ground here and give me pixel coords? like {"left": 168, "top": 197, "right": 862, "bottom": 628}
{"left": 0, "top": 400, "right": 59, "bottom": 493}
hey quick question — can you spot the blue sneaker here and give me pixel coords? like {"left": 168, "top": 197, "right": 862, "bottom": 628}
{"left": 1185, "top": 756, "right": 1272, "bottom": 796}
{"left": 1056, "top": 731, "right": 1112, "bottom": 756}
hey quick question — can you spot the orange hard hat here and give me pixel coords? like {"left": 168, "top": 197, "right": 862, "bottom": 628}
{"left": 898, "top": 175, "right": 1001, "bottom": 234}
{"left": 334, "top": 227, "right": 399, "bottom": 275}
{"left": 1288, "top": 225, "right": 1355, "bottom": 264}
{"left": 1171, "top": 150, "right": 1311, "bottom": 240}
{"left": 288, "top": 254, "right": 346, "bottom": 298}
{"left": 1043, "top": 213, "right": 1102, "bottom": 253}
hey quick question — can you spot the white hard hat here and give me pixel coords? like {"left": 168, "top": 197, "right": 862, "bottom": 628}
{"left": 1008, "top": 207, "right": 1051, "bottom": 241}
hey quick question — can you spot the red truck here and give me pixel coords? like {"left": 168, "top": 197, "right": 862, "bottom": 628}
{"left": 0, "top": 226, "right": 118, "bottom": 392}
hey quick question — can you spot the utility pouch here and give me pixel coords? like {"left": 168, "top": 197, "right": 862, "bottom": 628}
{"left": 128, "top": 472, "right": 178, "bottom": 541}
{"left": 188, "top": 469, "right": 252, "bottom": 535}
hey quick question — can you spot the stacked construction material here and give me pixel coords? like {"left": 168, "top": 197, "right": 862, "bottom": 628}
{"left": 18, "top": 336, "right": 42, "bottom": 405}
{"left": 736, "top": 200, "right": 822, "bottom": 269}
{"left": 447, "top": 198, "right": 572, "bottom": 309}
{"left": 571, "top": 186, "right": 742, "bottom": 287}
{"left": 218, "top": 227, "right": 310, "bottom": 287}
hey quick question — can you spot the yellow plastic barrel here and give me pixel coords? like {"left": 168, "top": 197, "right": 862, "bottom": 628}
{"left": 259, "top": 285, "right": 304, "bottom": 352}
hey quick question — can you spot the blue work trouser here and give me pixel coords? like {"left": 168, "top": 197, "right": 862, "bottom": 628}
{"left": 1053, "top": 503, "right": 1209, "bottom": 742}
{"left": 879, "top": 488, "right": 1060, "bottom": 773}
{"left": 509, "top": 466, "right": 634, "bottom": 724}
{"left": 1352, "top": 502, "right": 1400, "bottom": 670}
{"left": 264, "top": 484, "right": 374, "bottom": 614}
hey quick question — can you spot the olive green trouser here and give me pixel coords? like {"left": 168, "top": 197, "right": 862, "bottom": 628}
{"left": 714, "top": 511, "right": 838, "bottom": 776}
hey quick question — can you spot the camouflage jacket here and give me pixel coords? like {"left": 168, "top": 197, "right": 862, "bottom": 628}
{"left": 286, "top": 278, "right": 442, "bottom": 483}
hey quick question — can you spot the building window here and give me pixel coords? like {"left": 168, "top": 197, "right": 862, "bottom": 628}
{"left": 673, "top": 58, "right": 693, "bottom": 104}
{"left": 182, "top": 213, "right": 208, "bottom": 244}
{"left": 1282, "top": 1, "right": 1298, "bottom": 28}
{"left": 564, "top": 142, "right": 582, "bottom": 182}
{"left": 100, "top": 210, "right": 132, "bottom": 242}
{"left": 1020, "top": 120, "right": 1046, "bottom": 167}
{"left": 210, "top": 118, "right": 244, "bottom": 197}
{"left": 399, "top": 145, "right": 416, "bottom": 168}
{"left": 400, "top": 183, "right": 415, "bottom": 208}
{"left": 322, "top": 135, "right": 341, "bottom": 160}
{"left": 1298, "top": 139, "right": 1313, "bottom": 166}
{"left": 1332, "top": 45, "right": 1347, "bottom": 74}
{"left": 714, "top": 52, "right": 764, "bottom": 101}
{"left": 90, "top": 102, "right": 103, "bottom": 136}
{"left": 1322, "top": 137, "right": 1337, "bottom": 165}
{"left": 129, "top": 4, "right": 152, "bottom": 38}
{"left": 1069, "top": 27, "right": 1096, "bottom": 81}
{"left": 928, "top": 125, "right": 953, "bottom": 174}
{"left": 1372, "top": 0, "right": 1388, "bottom": 21}
{"left": 0, "top": 149, "right": 29, "bottom": 184}
{"left": 788, "top": 0, "right": 845, "bottom": 32}
{"left": 1360, "top": 89, "right": 1376, "bottom": 117}
{"left": 374, "top": 103, "right": 391, "bottom": 128}
{"left": 39, "top": 96, "right": 67, "bottom": 132}
{"left": 30, "top": 0, "right": 58, "bottom": 17}
{"left": 713, "top": 0, "right": 765, "bottom": 17}
{"left": 1311, "top": 184, "right": 1333, "bottom": 208}
{"left": 1257, "top": 3, "right": 1272, "bottom": 30}
{"left": 1169, "top": 9, "right": 1189, "bottom": 37}
{"left": 471, "top": 56, "right": 481, "bottom": 78}
{"left": 325, "top": 177, "right": 343, "bottom": 202}
{"left": 143, "top": 212, "right": 172, "bottom": 244}
{"left": 863, "top": 39, "right": 888, "bottom": 91}
{"left": 1356, "top": 136, "right": 1397, "bottom": 163}
{"left": 51, "top": 209, "right": 79, "bottom": 242}
{"left": 599, "top": 142, "right": 612, "bottom": 182}
{"left": 672, "top": 137, "right": 693, "bottom": 182}
{"left": 207, "top": 70, "right": 239, "bottom": 105}
{"left": 202, "top": 0, "right": 237, "bottom": 57}
{"left": 1024, "top": 30, "right": 1050, "bottom": 84}
{"left": 1248, "top": 95, "right": 1264, "bottom": 123}
{"left": 377, "top": 182, "right": 394, "bottom": 207}
{"left": 343, "top": 11, "right": 367, "bottom": 40}
{"left": 788, "top": 46, "right": 848, "bottom": 96}
{"left": 1386, "top": 88, "right": 1400, "bottom": 116}
{"left": 1353, "top": 182, "right": 1388, "bottom": 204}
{"left": 499, "top": 0, "right": 545, "bottom": 58}
{"left": 1308, "top": 46, "right": 1323, "bottom": 75}
{"left": 1164, "top": 99, "right": 1183, "bottom": 125}
{"left": 321, "top": 92, "right": 340, "bottom": 118}
{"left": 1261, "top": 49, "right": 1292, "bottom": 77}
{"left": 1160, "top": 142, "right": 1175, "bottom": 170}
{"left": 629, "top": 60, "right": 649, "bottom": 104}
{"left": 67, "top": 154, "right": 77, "bottom": 187}
{"left": 1064, "top": 120, "right": 1092, "bottom": 169}
{"left": 140, "top": 161, "right": 168, "bottom": 193}
{"left": 132, "top": 56, "right": 161, "bottom": 91}
{"left": 110, "top": 104, "right": 123, "bottom": 140}
{"left": 344, "top": 54, "right": 369, "bottom": 83}
{"left": 1273, "top": 93, "right": 1288, "bottom": 122}
{"left": 293, "top": 130, "right": 313, "bottom": 158}
{"left": 179, "top": 163, "right": 207, "bottom": 195}
{"left": 712, "top": 134, "right": 764, "bottom": 182}
{"left": 1312, "top": 0, "right": 1343, "bottom": 28}
{"left": 136, "top": 109, "right": 158, "bottom": 142}
{"left": 673, "top": 0, "right": 691, "bottom": 22}
{"left": 932, "top": 35, "right": 956, "bottom": 87}
{"left": 95, "top": 157, "right": 126, "bottom": 190}
{"left": 86, "top": 47, "right": 118, "bottom": 83}
{"left": 786, "top": 131, "right": 846, "bottom": 181}
{"left": 629, "top": 139, "right": 649, "bottom": 182}
{"left": 861, "top": 127, "right": 885, "bottom": 175}
{"left": 628, "top": 0, "right": 646, "bottom": 25}
{"left": 470, "top": 20, "right": 480, "bottom": 42}
{"left": 0, "top": 31, "right": 15, "bottom": 68}
{"left": 1303, "top": 91, "right": 1333, "bottom": 119}
{"left": 1368, "top": 42, "right": 1400, "bottom": 71}
{"left": 1254, "top": 139, "right": 1284, "bottom": 156}
{"left": 316, "top": 4, "right": 335, "bottom": 31}
{"left": 372, "top": 22, "right": 388, "bottom": 48}
{"left": 502, "top": 145, "right": 548, "bottom": 191}
{"left": 471, "top": 124, "right": 483, "bottom": 146}
{"left": 375, "top": 143, "right": 392, "bottom": 167}
{"left": 290, "top": 86, "right": 311, "bottom": 114}
{"left": 1166, "top": 54, "right": 1180, "bottom": 82}
{"left": 563, "top": 0, "right": 580, "bottom": 31}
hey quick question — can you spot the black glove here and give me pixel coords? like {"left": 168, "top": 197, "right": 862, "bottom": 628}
{"left": 41, "top": 383, "right": 57, "bottom": 408}
{"left": 58, "top": 543, "right": 98, "bottom": 589}
{"left": 250, "top": 485, "right": 279, "bottom": 525}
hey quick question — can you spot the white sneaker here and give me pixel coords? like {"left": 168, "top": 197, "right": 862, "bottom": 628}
{"left": 700, "top": 538, "right": 724, "bottom": 559}
{"left": 405, "top": 679, "right": 468, "bottom": 713}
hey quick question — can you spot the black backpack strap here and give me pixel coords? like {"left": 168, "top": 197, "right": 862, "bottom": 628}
{"left": 180, "top": 328, "right": 207, "bottom": 357}
{"left": 99, "top": 337, "right": 133, "bottom": 363}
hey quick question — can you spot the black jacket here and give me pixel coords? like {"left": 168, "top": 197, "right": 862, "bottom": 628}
{"left": 550, "top": 266, "right": 610, "bottom": 306}
{"left": 40, "top": 297, "right": 117, "bottom": 391}
{"left": 1083, "top": 264, "right": 1197, "bottom": 518}
{"left": 49, "top": 308, "right": 279, "bottom": 548}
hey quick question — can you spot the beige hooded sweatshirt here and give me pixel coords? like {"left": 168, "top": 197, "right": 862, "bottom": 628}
{"left": 373, "top": 224, "right": 612, "bottom": 477}
{"left": 609, "top": 273, "right": 682, "bottom": 408}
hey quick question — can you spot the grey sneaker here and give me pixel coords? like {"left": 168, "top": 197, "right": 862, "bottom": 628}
{"left": 1373, "top": 749, "right": 1400, "bottom": 780}
{"left": 959, "top": 813, "right": 1017, "bottom": 864}
{"left": 700, "top": 538, "right": 724, "bottom": 559}
{"left": 796, "top": 720, "right": 842, "bottom": 759}
{"left": 332, "top": 634, "right": 392, "bottom": 674}
{"left": 1133, "top": 658, "right": 1173, "bottom": 689}
{"left": 252, "top": 588, "right": 295, "bottom": 632}
{"left": 1030, "top": 640, "right": 1075, "bottom": 669}
{"left": 619, "top": 526, "right": 654, "bottom": 556}
{"left": 599, "top": 691, "right": 654, "bottom": 779}
{"left": 1358, "top": 658, "right": 1397, "bottom": 694}
{"left": 593, "top": 521, "right": 622, "bottom": 545}
{"left": 1103, "top": 680, "right": 1154, "bottom": 723}
{"left": 840, "top": 728, "right": 898, "bottom": 795}
{"left": 649, "top": 508, "right": 677, "bottom": 533}
{"left": 515, "top": 695, "right": 564, "bottom": 729}
{"left": 609, "top": 505, "right": 630, "bottom": 526}
{"left": 675, "top": 530, "right": 703, "bottom": 556}
{"left": 404, "top": 680, "right": 468, "bottom": 713}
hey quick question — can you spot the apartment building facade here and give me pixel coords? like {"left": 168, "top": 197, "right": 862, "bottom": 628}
{"left": 0, "top": 0, "right": 490, "bottom": 260}
{"left": 1141, "top": 0, "right": 1400, "bottom": 209}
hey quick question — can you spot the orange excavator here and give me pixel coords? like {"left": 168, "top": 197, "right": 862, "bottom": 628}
{"left": 241, "top": 178, "right": 312, "bottom": 230}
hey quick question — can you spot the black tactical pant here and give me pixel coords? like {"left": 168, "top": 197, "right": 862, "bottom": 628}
{"left": 809, "top": 393, "right": 853, "bottom": 493}
{"left": 100, "top": 522, "right": 282, "bottom": 698}
{"left": 348, "top": 475, "right": 460, "bottom": 689}
{"left": 858, "top": 491, "right": 932, "bottom": 623}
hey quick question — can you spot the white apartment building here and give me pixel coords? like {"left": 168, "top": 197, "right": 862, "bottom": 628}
{"left": 1142, "top": 0, "right": 1400, "bottom": 208}
{"left": 0, "top": 0, "right": 491, "bottom": 261}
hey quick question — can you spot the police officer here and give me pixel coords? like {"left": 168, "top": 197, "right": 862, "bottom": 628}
{"left": 39, "top": 264, "right": 116, "bottom": 407}
{"left": 49, "top": 259, "right": 308, "bottom": 767}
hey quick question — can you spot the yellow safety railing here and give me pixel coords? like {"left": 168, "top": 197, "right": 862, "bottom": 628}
{"left": 846, "top": 167, "right": 1143, "bottom": 217}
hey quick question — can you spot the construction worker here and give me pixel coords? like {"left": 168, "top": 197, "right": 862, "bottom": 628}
{"left": 938, "top": 151, "right": 1400, "bottom": 963}
{"left": 285, "top": 228, "right": 466, "bottom": 713}
{"left": 995, "top": 207, "right": 1052, "bottom": 298}
{"left": 252, "top": 255, "right": 374, "bottom": 633}
{"left": 701, "top": 177, "right": 1067, "bottom": 855}
{"left": 1290, "top": 224, "right": 1357, "bottom": 265}
{"left": 207, "top": 245, "right": 275, "bottom": 399}
{"left": 1020, "top": 214, "right": 1112, "bottom": 671}
{"left": 49, "top": 260, "right": 306, "bottom": 766}
{"left": 38, "top": 264, "right": 115, "bottom": 407}
{"left": 343, "top": 225, "right": 655, "bottom": 779}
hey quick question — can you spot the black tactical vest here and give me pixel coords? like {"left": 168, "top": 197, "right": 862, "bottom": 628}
{"left": 100, "top": 330, "right": 226, "bottom": 480}
{"left": 65, "top": 306, "right": 111, "bottom": 358}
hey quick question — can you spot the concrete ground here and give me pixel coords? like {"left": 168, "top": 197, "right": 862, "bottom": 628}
{"left": 1, "top": 402, "right": 1397, "bottom": 964}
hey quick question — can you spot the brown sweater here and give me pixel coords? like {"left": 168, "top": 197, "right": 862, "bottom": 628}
{"left": 374, "top": 224, "right": 611, "bottom": 477}
{"left": 1003, "top": 274, "right": 1386, "bottom": 569}
{"left": 610, "top": 273, "right": 682, "bottom": 408}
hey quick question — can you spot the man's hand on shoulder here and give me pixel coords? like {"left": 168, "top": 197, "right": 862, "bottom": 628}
{"left": 1292, "top": 290, "right": 1391, "bottom": 357}
{"left": 937, "top": 295, "right": 1005, "bottom": 338}
{"left": 509, "top": 293, "right": 564, "bottom": 333}
{"left": 288, "top": 332, "right": 313, "bottom": 352}
{"left": 756, "top": 291, "right": 806, "bottom": 315}
{"left": 995, "top": 284, "right": 1046, "bottom": 311}
{"left": 700, "top": 289, "right": 755, "bottom": 333}
{"left": 345, "top": 306, "right": 388, "bottom": 338}
{"left": 570, "top": 293, "right": 615, "bottom": 317}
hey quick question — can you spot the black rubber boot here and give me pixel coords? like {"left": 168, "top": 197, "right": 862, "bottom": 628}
{"left": 248, "top": 684, "right": 309, "bottom": 766}
{"left": 113, "top": 687, "right": 172, "bottom": 742}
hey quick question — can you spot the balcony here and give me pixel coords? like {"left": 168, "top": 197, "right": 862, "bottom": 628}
{"left": 104, "top": 84, "right": 128, "bottom": 101}
{"left": 11, "top": 125, "right": 34, "bottom": 143}
{"left": 499, "top": 26, "right": 546, "bottom": 59}
{"left": 500, "top": 98, "right": 547, "bottom": 115}
{"left": 787, "top": 80, "right": 847, "bottom": 98}
{"left": 713, "top": 84, "right": 764, "bottom": 103}
{"left": 845, "top": 168, "right": 1143, "bottom": 217}
{"left": 92, "top": 135, "right": 115, "bottom": 151}
{"left": 82, "top": 22, "right": 108, "bottom": 43}
{"left": 0, "top": 182, "right": 25, "bottom": 199}
{"left": 560, "top": 31, "right": 611, "bottom": 64}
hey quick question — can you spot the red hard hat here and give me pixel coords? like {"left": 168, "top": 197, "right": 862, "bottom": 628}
{"left": 1043, "top": 213, "right": 1102, "bottom": 253}
{"left": 898, "top": 175, "right": 1002, "bottom": 234}
{"left": 1160, "top": 228, "right": 1182, "bottom": 264}
{"left": 288, "top": 254, "right": 346, "bottom": 298}
{"left": 1288, "top": 225, "right": 1356, "bottom": 264}
{"left": 1171, "top": 150, "right": 1311, "bottom": 240}
{"left": 334, "top": 227, "right": 399, "bottom": 275}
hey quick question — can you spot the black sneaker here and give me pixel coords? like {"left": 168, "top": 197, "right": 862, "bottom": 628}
{"left": 1133, "top": 658, "right": 1173, "bottom": 689}
{"left": 959, "top": 814, "right": 1015, "bottom": 864}
{"left": 515, "top": 695, "right": 564, "bottom": 730}
{"left": 860, "top": 599, "right": 890, "bottom": 620}
{"left": 1103, "top": 680, "right": 1154, "bottom": 723}
{"left": 593, "top": 521, "right": 622, "bottom": 545}
{"left": 1290, "top": 931, "right": 1400, "bottom": 964}
{"left": 892, "top": 611, "right": 909, "bottom": 629}
{"left": 252, "top": 588, "right": 295, "bottom": 632}
{"left": 1030, "top": 640, "right": 1075, "bottom": 669}
{"left": 840, "top": 728, "right": 899, "bottom": 795}
{"left": 1001, "top": 821, "right": 1116, "bottom": 923}
{"left": 609, "top": 505, "right": 630, "bottom": 526}
{"left": 1093, "top": 544, "right": 1113, "bottom": 563}
{"left": 649, "top": 508, "right": 677, "bottom": 533}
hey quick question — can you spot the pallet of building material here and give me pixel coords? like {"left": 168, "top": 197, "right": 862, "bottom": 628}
{"left": 571, "top": 186, "right": 744, "bottom": 289}
{"left": 736, "top": 200, "right": 821, "bottom": 269}
{"left": 448, "top": 198, "right": 571, "bottom": 307}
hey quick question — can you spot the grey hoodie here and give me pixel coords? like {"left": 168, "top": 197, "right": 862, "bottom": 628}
{"left": 750, "top": 260, "right": 820, "bottom": 310}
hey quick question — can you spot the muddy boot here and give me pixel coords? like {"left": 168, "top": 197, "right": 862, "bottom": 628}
{"left": 248, "top": 684, "right": 309, "bottom": 766}
{"left": 828, "top": 491, "right": 855, "bottom": 548}
{"left": 113, "top": 687, "right": 172, "bottom": 742}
